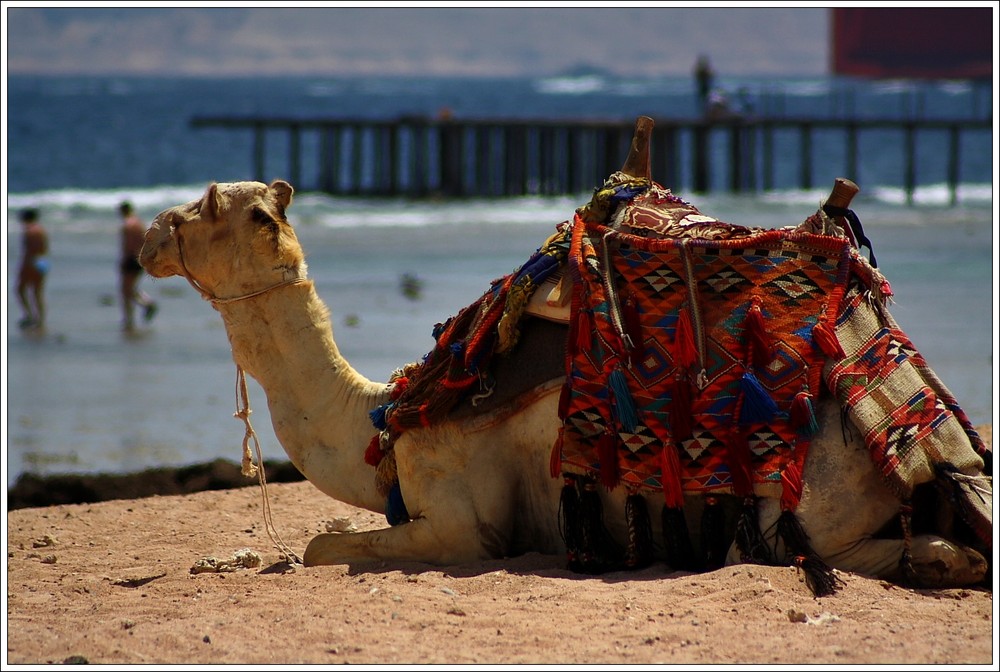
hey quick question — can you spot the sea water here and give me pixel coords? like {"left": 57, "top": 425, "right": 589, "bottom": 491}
{"left": 4, "top": 74, "right": 995, "bottom": 486}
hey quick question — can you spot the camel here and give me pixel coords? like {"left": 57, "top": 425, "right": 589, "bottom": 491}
{"left": 139, "top": 119, "right": 990, "bottom": 595}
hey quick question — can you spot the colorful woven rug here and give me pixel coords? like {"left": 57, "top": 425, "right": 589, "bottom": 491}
{"left": 555, "top": 211, "right": 853, "bottom": 511}
{"left": 826, "top": 275, "right": 990, "bottom": 546}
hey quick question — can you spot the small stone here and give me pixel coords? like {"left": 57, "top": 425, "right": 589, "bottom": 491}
{"left": 786, "top": 609, "right": 808, "bottom": 623}
{"left": 325, "top": 517, "right": 358, "bottom": 533}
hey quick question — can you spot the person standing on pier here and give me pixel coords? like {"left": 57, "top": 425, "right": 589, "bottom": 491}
{"left": 118, "top": 200, "right": 158, "bottom": 332}
{"left": 694, "top": 55, "right": 715, "bottom": 115}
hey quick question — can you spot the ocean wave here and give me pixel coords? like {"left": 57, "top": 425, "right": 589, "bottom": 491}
{"left": 7, "top": 182, "right": 991, "bottom": 238}
{"left": 533, "top": 75, "right": 607, "bottom": 96}
{"left": 5, "top": 184, "right": 210, "bottom": 213}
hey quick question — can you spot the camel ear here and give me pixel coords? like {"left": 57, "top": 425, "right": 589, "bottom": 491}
{"left": 270, "top": 180, "right": 294, "bottom": 213}
{"left": 199, "top": 183, "right": 221, "bottom": 220}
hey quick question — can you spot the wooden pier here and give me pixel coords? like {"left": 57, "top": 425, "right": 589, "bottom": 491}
{"left": 191, "top": 114, "right": 990, "bottom": 205}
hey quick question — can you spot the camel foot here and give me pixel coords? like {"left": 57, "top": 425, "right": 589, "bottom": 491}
{"left": 303, "top": 532, "right": 367, "bottom": 566}
{"left": 908, "top": 537, "right": 988, "bottom": 587}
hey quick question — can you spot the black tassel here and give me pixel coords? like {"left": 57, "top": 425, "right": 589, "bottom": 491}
{"left": 558, "top": 475, "right": 582, "bottom": 571}
{"left": 734, "top": 496, "right": 773, "bottom": 565}
{"left": 625, "top": 492, "right": 653, "bottom": 569}
{"left": 700, "top": 495, "right": 729, "bottom": 570}
{"left": 662, "top": 504, "right": 698, "bottom": 572}
{"left": 897, "top": 501, "right": 917, "bottom": 585}
{"left": 578, "top": 478, "right": 622, "bottom": 573}
{"left": 777, "top": 510, "right": 842, "bottom": 597}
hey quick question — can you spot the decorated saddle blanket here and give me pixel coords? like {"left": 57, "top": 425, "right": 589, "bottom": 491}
{"left": 365, "top": 174, "right": 989, "bottom": 546}
{"left": 556, "top": 210, "right": 853, "bottom": 509}
{"left": 553, "top": 178, "right": 989, "bottom": 525}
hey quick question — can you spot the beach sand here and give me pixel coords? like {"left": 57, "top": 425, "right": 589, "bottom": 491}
{"left": 6, "top": 426, "right": 994, "bottom": 666}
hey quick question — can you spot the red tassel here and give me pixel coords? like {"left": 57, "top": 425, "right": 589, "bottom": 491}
{"left": 576, "top": 309, "right": 593, "bottom": 354}
{"left": 812, "top": 321, "right": 845, "bottom": 359}
{"left": 726, "top": 428, "right": 755, "bottom": 498}
{"left": 660, "top": 444, "right": 685, "bottom": 509}
{"left": 745, "top": 300, "right": 772, "bottom": 365}
{"left": 363, "top": 434, "right": 383, "bottom": 467}
{"left": 558, "top": 382, "right": 571, "bottom": 419}
{"left": 674, "top": 307, "right": 698, "bottom": 368}
{"left": 623, "top": 291, "right": 643, "bottom": 366}
{"left": 790, "top": 389, "right": 819, "bottom": 436}
{"left": 549, "top": 428, "right": 564, "bottom": 479}
{"left": 780, "top": 459, "right": 803, "bottom": 512}
{"left": 389, "top": 376, "right": 409, "bottom": 400}
{"left": 669, "top": 373, "right": 693, "bottom": 441}
{"left": 598, "top": 429, "right": 619, "bottom": 490}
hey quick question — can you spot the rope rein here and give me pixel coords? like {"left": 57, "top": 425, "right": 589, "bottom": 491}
{"left": 234, "top": 366, "right": 304, "bottom": 565}
{"left": 174, "top": 226, "right": 305, "bottom": 564}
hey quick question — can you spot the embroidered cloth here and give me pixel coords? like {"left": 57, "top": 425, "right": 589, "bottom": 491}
{"left": 556, "top": 212, "right": 854, "bottom": 509}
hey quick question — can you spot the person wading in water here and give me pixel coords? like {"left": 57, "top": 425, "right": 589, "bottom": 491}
{"left": 119, "top": 201, "right": 158, "bottom": 332}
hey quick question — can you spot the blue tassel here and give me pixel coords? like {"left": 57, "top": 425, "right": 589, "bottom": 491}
{"left": 609, "top": 367, "right": 638, "bottom": 433}
{"left": 369, "top": 403, "right": 391, "bottom": 431}
{"left": 740, "top": 370, "right": 779, "bottom": 425}
{"left": 790, "top": 390, "right": 820, "bottom": 436}
{"left": 386, "top": 484, "right": 410, "bottom": 526}
{"left": 610, "top": 183, "right": 648, "bottom": 203}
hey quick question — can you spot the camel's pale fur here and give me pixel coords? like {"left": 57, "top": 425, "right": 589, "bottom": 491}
{"left": 140, "top": 180, "right": 987, "bottom": 587}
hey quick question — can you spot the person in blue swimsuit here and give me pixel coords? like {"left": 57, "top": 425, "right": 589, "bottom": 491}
{"left": 16, "top": 208, "right": 49, "bottom": 330}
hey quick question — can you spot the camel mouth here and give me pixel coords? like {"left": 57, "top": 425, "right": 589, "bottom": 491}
{"left": 138, "top": 218, "right": 176, "bottom": 278}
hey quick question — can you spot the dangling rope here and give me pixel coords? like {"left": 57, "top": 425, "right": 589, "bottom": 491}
{"left": 170, "top": 224, "right": 307, "bottom": 564}
{"left": 235, "top": 365, "right": 304, "bottom": 565}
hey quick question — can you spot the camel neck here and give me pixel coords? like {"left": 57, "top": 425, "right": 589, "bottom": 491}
{"left": 213, "top": 280, "right": 391, "bottom": 512}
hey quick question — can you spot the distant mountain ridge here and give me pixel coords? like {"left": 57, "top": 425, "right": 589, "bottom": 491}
{"left": 6, "top": 7, "right": 829, "bottom": 78}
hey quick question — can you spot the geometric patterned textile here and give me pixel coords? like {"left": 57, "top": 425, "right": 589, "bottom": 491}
{"left": 556, "top": 211, "right": 855, "bottom": 511}
{"left": 827, "top": 280, "right": 988, "bottom": 500}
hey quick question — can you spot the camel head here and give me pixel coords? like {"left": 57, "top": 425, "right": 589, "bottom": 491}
{"left": 140, "top": 180, "right": 306, "bottom": 301}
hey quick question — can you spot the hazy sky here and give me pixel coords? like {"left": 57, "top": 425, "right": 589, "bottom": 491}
{"left": 4, "top": 5, "right": 831, "bottom": 78}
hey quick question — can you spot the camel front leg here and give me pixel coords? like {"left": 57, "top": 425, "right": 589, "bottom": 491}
{"left": 303, "top": 513, "right": 491, "bottom": 567}
{"left": 303, "top": 471, "right": 509, "bottom": 567}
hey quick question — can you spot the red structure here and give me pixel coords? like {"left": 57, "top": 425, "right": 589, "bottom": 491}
{"left": 831, "top": 7, "right": 993, "bottom": 79}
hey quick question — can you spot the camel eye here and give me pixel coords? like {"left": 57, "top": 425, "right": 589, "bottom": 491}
{"left": 251, "top": 206, "right": 278, "bottom": 231}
